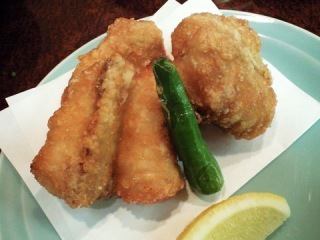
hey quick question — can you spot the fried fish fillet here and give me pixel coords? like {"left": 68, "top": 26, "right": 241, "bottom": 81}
{"left": 115, "top": 69, "right": 185, "bottom": 204}
{"left": 31, "top": 18, "right": 165, "bottom": 207}
{"left": 172, "top": 13, "right": 276, "bottom": 139}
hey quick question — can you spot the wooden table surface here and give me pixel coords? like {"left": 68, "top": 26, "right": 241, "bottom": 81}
{"left": 1, "top": 0, "right": 319, "bottom": 110}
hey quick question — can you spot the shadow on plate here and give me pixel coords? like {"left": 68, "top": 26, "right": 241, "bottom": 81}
{"left": 201, "top": 124, "right": 264, "bottom": 157}
{"left": 39, "top": 187, "right": 188, "bottom": 233}
{"left": 114, "top": 189, "right": 188, "bottom": 231}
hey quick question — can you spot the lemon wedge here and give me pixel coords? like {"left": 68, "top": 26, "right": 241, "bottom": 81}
{"left": 177, "top": 192, "right": 290, "bottom": 240}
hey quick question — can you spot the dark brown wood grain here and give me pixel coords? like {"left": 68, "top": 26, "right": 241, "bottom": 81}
{"left": 1, "top": 0, "right": 319, "bottom": 110}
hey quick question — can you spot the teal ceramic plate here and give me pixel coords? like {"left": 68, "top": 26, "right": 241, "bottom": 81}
{"left": 1, "top": 10, "right": 319, "bottom": 239}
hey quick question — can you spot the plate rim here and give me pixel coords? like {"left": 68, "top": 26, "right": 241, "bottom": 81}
{"left": 222, "top": 10, "right": 320, "bottom": 41}
{"left": 1, "top": 9, "right": 320, "bottom": 240}
{"left": 40, "top": 10, "right": 320, "bottom": 86}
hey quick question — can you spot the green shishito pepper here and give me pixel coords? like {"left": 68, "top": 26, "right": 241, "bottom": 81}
{"left": 153, "top": 58, "right": 224, "bottom": 194}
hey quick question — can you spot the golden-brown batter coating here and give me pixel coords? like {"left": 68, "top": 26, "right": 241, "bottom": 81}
{"left": 172, "top": 13, "right": 276, "bottom": 139}
{"left": 115, "top": 69, "right": 185, "bottom": 204}
{"left": 31, "top": 18, "right": 165, "bottom": 207}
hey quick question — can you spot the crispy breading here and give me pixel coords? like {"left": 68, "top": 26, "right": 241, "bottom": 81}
{"left": 78, "top": 53, "right": 135, "bottom": 202}
{"left": 31, "top": 18, "right": 165, "bottom": 207}
{"left": 172, "top": 13, "right": 276, "bottom": 139}
{"left": 115, "top": 69, "right": 185, "bottom": 204}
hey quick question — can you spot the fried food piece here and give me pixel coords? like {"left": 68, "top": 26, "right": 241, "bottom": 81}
{"left": 31, "top": 18, "right": 165, "bottom": 207}
{"left": 115, "top": 69, "right": 185, "bottom": 204}
{"left": 79, "top": 53, "right": 135, "bottom": 201}
{"left": 172, "top": 13, "right": 276, "bottom": 139}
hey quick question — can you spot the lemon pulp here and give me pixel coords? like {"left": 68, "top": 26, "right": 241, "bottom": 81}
{"left": 178, "top": 192, "right": 290, "bottom": 240}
